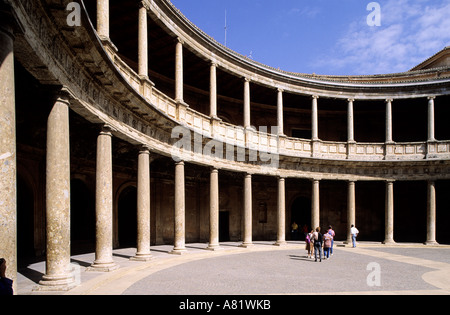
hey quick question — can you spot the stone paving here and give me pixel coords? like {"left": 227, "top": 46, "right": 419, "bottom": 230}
{"left": 17, "top": 241, "right": 450, "bottom": 295}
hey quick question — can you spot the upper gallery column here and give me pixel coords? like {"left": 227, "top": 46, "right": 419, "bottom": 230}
{"left": 138, "top": 1, "right": 149, "bottom": 78}
{"left": 385, "top": 99, "right": 394, "bottom": 143}
{"left": 97, "top": 0, "right": 110, "bottom": 40}
{"left": 428, "top": 96, "right": 436, "bottom": 142}
{"left": 89, "top": 125, "right": 118, "bottom": 272}
{"left": 277, "top": 89, "right": 284, "bottom": 136}
{"left": 132, "top": 146, "right": 153, "bottom": 261}
{"left": 311, "top": 95, "right": 319, "bottom": 141}
{"left": 0, "top": 3, "right": 19, "bottom": 293}
{"left": 175, "top": 38, "right": 184, "bottom": 104}
{"left": 39, "top": 90, "right": 75, "bottom": 291}
{"left": 171, "top": 161, "right": 187, "bottom": 254}
{"left": 210, "top": 63, "right": 218, "bottom": 119}
{"left": 243, "top": 78, "right": 251, "bottom": 129}
{"left": 347, "top": 99, "right": 355, "bottom": 143}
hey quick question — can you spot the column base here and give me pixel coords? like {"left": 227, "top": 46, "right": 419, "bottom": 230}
{"left": 36, "top": 274, "right": 77, "bottom": 292}
{"left": 87, "top": 261, "right": 119, "bottom": 272}
{"left": 382, "top": 240, "right": 396, "bottom": 245}
{"left": 170, "top": 248, "right": 188, "bottom": 255}
{"left": 274, "top": 241, "right": 287, "bottom": 246}
{"left": 130, "top": 253, "right": 153, "bottom": 262}
{"left": 239, "top": 242, "right": 254, "bottom": 248}
{"left": 206, "top": 244, "right": 223, "bottom": 251}
{"left": 424, "top": 241, "right": 439, "bottom": 246}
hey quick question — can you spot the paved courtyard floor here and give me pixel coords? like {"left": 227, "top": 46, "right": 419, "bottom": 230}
{"left": 17, "top": 241, "right": 450, "bottom": 296}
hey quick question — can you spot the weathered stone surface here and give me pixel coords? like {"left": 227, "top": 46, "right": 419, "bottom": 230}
{"left": 0, "top": 7, "right": 17, "bottom": 293}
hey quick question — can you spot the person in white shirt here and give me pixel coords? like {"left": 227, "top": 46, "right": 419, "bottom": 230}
{"left": 350, "top": 225, "right": 359, "bottom": 248}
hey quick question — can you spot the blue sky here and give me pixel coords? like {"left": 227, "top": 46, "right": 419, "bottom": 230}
{"left": 170, "top": 0, "right": 450, "bottom": 76}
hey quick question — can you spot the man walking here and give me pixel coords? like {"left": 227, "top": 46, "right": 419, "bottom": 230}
{"left": 351, "top": 225, "right": 359, "bottom": 248}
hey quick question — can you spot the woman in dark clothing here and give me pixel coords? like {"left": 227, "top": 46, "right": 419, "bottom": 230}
{"left": 313, "top": 227, "right": 323, "bottom": 262}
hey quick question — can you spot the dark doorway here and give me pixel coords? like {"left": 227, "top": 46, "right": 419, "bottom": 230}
{"left": 71, "top": 179, "right": 95, "bottom": 255}
{"left": 219, "top": 211, "right": 230, "bottom": 242}
{"left": 118, "top": 186, "right": 137, "bottom": 248}
{"left": 291, "top": 197, "right": 311, "bottom": 240}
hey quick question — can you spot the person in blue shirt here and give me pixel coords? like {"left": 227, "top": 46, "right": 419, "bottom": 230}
{"left": 0, "top": 258, "right": 13, "bottom": 296}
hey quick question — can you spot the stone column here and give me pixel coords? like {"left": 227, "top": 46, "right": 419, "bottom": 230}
{"left": 171, "top": 161, "right": 187, "bottom": 254}
{"left": 132, "top": 147, "right": 152, "bottom": 261}
{"left": 311, "top": 179, "right": 320, "bottom": 230}
{"left": 383, "top": 180, "right": 395, "bottom": 244}
{"left": 207, "top": 168, "right": 221, "bottom": 250}
{"left": 347, "top": 99, "right": 355, "bottom": 143}
{"left": 89, "top": 125, "right": 118, "bottom": 271}
{"left": 39, "top": 90, "right": 75, "bottom": 290}
{"left": 240, "top": 174, "right": 253, "bottom": 247}
{"left": 138, "top": 2, "right": 149, "bottom": 78}
{"left": 243, "top": 78, "right": 251, "bottom": 129}
{"left": 428, "top": 96, "right": 436, "bottom": 142}
{"left": 311, "top": 95, "right": 319, "bottom": 141}
{"left": 275, "top": 177, "right": 287, "bottom": 246}
{"left": 175, "top": 38, "right": 184, "bottom": 103}
{"left": 97, "top": 0, "right": 110, "bottom": 40}
{"left": 277, "top": 89, "right": 284, "bottom": 136}
{"left": 210, "top": 63, "right": 218, "bottom": 119}
{"left": 0, "top": 5, "right": 17, "bottom": 292}
{"left": 346, "top": 181, "right": 356, "bottom": 244}
{"left": 425, "top": 181, "right": 438, "bottom": 245}
{"left": 385, "top": 99, "right": 393, "bottom": 143}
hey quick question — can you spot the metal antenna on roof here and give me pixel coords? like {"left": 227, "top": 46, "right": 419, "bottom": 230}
{"left": 224, "top": 10, "right": 228, "bottom": 47}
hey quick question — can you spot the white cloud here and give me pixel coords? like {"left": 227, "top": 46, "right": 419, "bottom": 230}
{"left": 288, "top": 6, "right": 321, "bottom": 19}
{"left": 314, "top": 0, "right": 450, "bottom": 75}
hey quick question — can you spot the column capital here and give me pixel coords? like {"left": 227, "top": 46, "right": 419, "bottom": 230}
{"left": 138, "top": 145, "right": 151, "bottom": 154}
{"left": 312, "top": 95, "right": 319, "bottom": 100}
{"left": 0, "top": 2, "right": 24, "bottom": 39}
{"left": 347, "top": 98, "right": 355, "bottom": 103}
{"left": 244, "top": 77, "right": 251, "bottom": 83}
{"left": 139, "top": 0, "right": 151, "bottom": 11}
{"left": 277, "top": 88, "right": 284, "bottom": 93}
{"left": 99, "top": 123, "right": 116, "bottom": 136}
{"left": 385, "top": 98, "right": 393, "bottom": 103}
{"left": 428, "top": 96, "right": 436, "bottom": 101}
{"left": 49, "top": 86, "right": 73, "bottom": 106}
{"left": 176, "top": 37, "right": 185, "bottom": 45}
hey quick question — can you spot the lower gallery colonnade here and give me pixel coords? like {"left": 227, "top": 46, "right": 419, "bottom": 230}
{"left": 0, "top": 0, "right": 450, "bottom": 293}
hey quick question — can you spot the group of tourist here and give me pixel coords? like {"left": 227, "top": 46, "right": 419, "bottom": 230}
{"left": 304, "top": 225, "right": 359, "bottom": 262}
